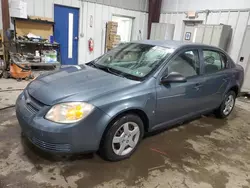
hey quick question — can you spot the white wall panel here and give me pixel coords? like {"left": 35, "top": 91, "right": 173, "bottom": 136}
{"left": 78, "top": 1, "right": 88, "bottom": 64}
{"left": 206, "top": 12, "right": 219, "bottom": 24}
{"left": 44, "top": 0, "right": 54, "bottom": 18}
{"left": 54, "top": 0, "right": 63, "bottom": 4}
{"left": 162, "top": 0, "right": 250, "bottom": 12}
{"left": 101, "top": 5, "right": 110, "bottom": 54}
{"left": 71, "top": 0, "right": 80, "bottom": 7}
{"left": 26, "top": 0, "right": 35, "bottom": 15}
{"left": 159, "top": 14, "right": 165, "bottom": 23}
{"left": 227, "top": 11, "right": 240, "bottom": 55}
{"left": 170, "top": 14, "right": 177, "bottom": 25}
{"left": 219, "top": 12, "right": 230, "bottom": 24}
{"left": 139, "top": 12, "right": 147, "bottom": 40}
{"left": 209, "top": 12, "right": 220, "bottom": 24}
{"left": 62, "top": 0, "right": 72, "bottom": 6}
{"left": 173, "top": 13, "right": 183, "bottom": 40}
{"left": 94, "top": 4, "right": 103, "bottom": 58}
{"left": 86, "top": 2, "right": 95, "bottom": 62}
{"left": 0, "top": 3, "right": 2, "bottom": 29}
{"left": 198, "top": 12, "right": 206, "bottom": 21}
{"left": 229, "top": 12, "right": 249, "bottom": 61}
{"left": 132, "top": 11, "right": 141, "bottom": 41}
{"left": 166, "top": 14, "right": 171, "bottom": 23}
{"left": 161, "top": 10, "right": 250, "bottom": 62}
{"left": 143, "top": 13, "right": 148, "bottom": 40}
{"left": 34, "top": 0, "right": 45, "bottom": 17}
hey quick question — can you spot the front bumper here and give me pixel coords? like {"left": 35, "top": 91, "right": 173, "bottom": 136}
{"left": 16, "top": 92, "right": 111, "bottom": 154}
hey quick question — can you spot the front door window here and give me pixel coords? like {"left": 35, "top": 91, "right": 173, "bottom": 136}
{"left": 167, "top": 50, "right": 200, "bottom": 77}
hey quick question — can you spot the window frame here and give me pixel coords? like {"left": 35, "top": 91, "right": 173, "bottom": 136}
{"left": 201, "top": 48, "right": 230, "bottom": 75}
{"left": 159, "top": 47, "right": 202, "bottom": 80}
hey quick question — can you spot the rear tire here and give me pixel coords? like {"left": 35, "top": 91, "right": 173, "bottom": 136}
{"left": 215, "top": 91, "right": 236, "bottom": 119}
{"left": 99, "top": 114, "right": 144, "bottom": 161}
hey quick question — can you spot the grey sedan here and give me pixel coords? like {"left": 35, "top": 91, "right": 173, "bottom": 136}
{"left": 16, "top": 40, "right": 244, "bottom": 161}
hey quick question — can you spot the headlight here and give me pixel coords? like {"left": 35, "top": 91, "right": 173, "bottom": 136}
{"left": 45, "top": 102, "right": 94, "bottom": 124}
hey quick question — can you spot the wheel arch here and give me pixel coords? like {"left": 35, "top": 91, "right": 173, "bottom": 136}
{"left": 99, "top": 108, "right": 149, "bottom": 148}
{"left": 228, "top": 85, "right": 239, "bottom": 96}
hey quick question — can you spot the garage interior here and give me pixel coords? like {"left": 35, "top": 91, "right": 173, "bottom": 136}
{"left": 0, "top": 0, "right": 250, "bottom": 188}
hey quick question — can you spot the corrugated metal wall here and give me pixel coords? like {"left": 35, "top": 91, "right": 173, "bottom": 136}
{"left": 160, "top": 10, "right": 250, "bottom": 62}
{"left": 25, "top": 0, "right": 148, "bottom": 16}
{"left": 0, "top": 2, "right": 2, "bottom": 29}
{"left": 161, "top": 0, "right": 250, "bottom": 12}
{"left": 0, "top": 0, "right": 148, "bottom": 64}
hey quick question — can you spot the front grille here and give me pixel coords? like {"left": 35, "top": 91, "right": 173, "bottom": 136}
{"left": 26, "top": 103, "right": 38, "bottom": 114}
{"left": 24, "top": 90, "right": 44, "bottom": 114}
{"left": 30, "top": 137, "right": 71, "bottom": 152}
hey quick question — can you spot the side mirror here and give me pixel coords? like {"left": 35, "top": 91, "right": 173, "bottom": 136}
{"left": 161, "top": 72, "right": 187, "bottom": 84}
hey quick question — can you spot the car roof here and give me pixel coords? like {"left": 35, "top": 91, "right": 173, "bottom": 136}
{"left": 133, "top": 40, "right": 221, "bottom": 50}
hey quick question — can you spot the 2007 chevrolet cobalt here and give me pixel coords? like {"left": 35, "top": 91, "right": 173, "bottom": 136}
{"left": 16, "top": 40, "right": 244, "bottom": 161}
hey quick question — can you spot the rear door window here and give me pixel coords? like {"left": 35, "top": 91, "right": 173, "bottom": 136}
{"left": 203, "top": 50, "right": 228, "bottom": 74}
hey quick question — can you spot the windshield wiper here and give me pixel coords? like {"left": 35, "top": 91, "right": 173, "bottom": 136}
{"left": 100, "top": 66, "right": 125, "bottom": 78}
{"left": 88, "top": 62, "right": 99, "bottom": 68}
{"left": 88, "top": 62, "right": 136, "bottom": 80}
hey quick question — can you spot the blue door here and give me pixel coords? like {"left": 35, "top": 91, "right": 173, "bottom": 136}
{"left": 54, "top": 5, "right": 79, "bottom": 65}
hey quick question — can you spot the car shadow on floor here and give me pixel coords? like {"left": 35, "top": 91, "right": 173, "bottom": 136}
{"left": 20, "top": 112, "right": 229, "bottom": 163}
{"left": 18, "top": 111, "right": 235, "bottom": 188}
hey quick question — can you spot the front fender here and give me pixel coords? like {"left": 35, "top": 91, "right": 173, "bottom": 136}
{"left": 93, "top": 89, "right": 156, "bottom": 130}
{"left": 105, "top": 95, "right": 155, "bottom": 124}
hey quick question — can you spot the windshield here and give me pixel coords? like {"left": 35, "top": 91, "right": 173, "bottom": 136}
{"left": 90, "top": 43, "right": 174, "bottom": 81}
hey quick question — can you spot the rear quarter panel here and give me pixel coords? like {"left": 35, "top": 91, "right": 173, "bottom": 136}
{"left": 225, "top": 61, "right": 244, "bottom": 96}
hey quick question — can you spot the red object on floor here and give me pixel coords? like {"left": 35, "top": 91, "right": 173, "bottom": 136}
{"left": 150, "top": 148, "right": 167, "bottom": 156}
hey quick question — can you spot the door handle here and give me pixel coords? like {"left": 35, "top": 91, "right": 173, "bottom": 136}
{"left": 223, "top": 77, "right": 230, "bottom": 82}
{"left": 194, "top": 83, "right": 202, "bottom": 91}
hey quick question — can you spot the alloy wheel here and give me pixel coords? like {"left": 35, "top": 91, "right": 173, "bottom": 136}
{"left": 112, "top": 122, "right": 140, "bottom": 156}
{"left": 223, "top": 95, "right": 234, "bottom": 115}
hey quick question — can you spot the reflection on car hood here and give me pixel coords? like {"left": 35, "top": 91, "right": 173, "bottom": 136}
{"left": 27, "top": 65, "right": 138, "bottom": 105}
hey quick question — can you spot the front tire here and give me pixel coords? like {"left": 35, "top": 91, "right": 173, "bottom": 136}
{"left": 215, "top": 91, "right": 236, "bottom": 118}
{"left": 99, "top": 114, "right": 144, "bottom": 161}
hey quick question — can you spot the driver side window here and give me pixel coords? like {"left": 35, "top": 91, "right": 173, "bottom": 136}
{"left": 166, "top": 50, "right": 200, "bottom": 78}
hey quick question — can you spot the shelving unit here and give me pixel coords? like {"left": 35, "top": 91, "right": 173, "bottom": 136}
{"left": 13, "top": 40, "right": 61, "bottom": 68}
{"left": 10, "top": 17, "right": 61, "bottom": 68}
{"left": 0, "top": 30, "right": 7, "bottom": 70}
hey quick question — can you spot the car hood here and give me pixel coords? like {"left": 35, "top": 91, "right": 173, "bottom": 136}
{"left": 27, "top": 65, "right": 139, "bottom": 105}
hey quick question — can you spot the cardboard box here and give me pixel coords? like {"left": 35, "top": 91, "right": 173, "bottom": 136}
{"left": 107, "top": 21, "right": 118, "bottom": 35}
{"left": 107, "top": 28, "right": 117, "bottom": 35}
{"left": 107, "top": 39, "right": 120, "bottom": 48}
{"left": 109, "top": 34, "right": 121, "bottom": 41}
{"left": 28, "top": 16, "right": 53, "bottom": 22}
{"left": 107, "top": 41, "right": 120, "bottom": 46}
{"left": 107, "top": 44, "right": 119, "bottom": 49}
{"left": 107, "top": 21, "right": 118, "bottom": 28}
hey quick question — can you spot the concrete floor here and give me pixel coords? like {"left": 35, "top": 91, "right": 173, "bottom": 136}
{"left": 0, "top": 79, "right": 28, "bottom": 109}
{"left": 0, "top": 80, "right": 250, "bottom": 188}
